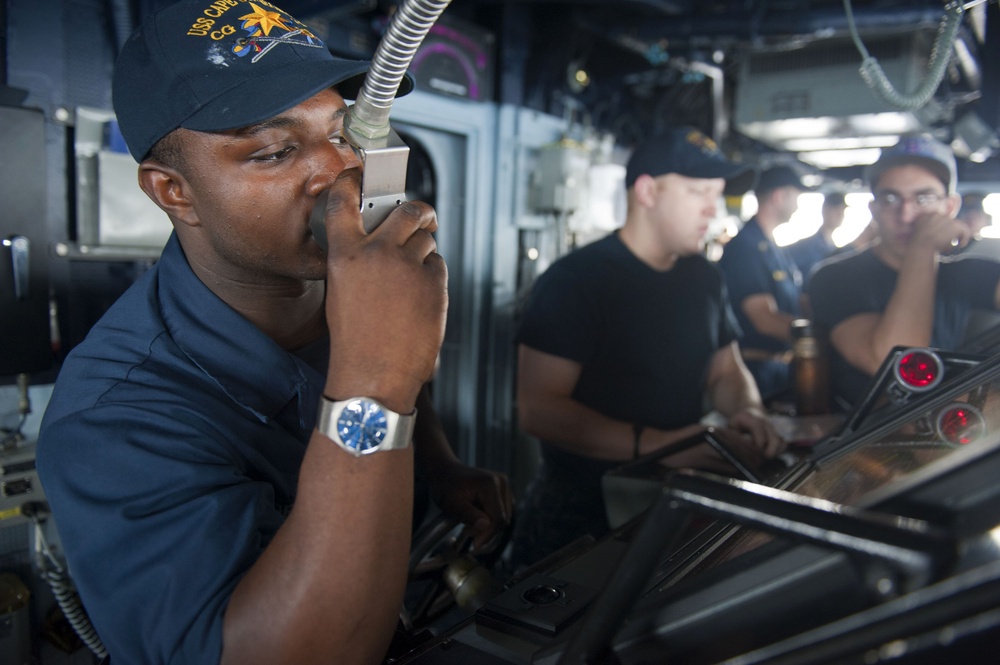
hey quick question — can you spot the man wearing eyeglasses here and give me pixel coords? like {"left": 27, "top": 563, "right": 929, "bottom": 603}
{"left": 809, "top": 136, "right": 1000, "bottom": 408}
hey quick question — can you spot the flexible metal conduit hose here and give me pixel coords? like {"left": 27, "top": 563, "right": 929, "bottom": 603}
{"left": 346, "top": 0, "right": 453, "bottom": 139}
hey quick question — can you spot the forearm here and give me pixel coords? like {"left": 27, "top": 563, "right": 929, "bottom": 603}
{"left": 222, "top": 434, "right": 414, "bottom": 665}
{"left": 742, "top": 296, "right": 796, "bottom": 344}
{"left": 410, "top": 384, "right": 513, "bottom": 550}
{"left": 868, "top": 247, "right": 938, "bottom": 369}
{"left": 519, "top": 395, "right": 704, "bottom": 462}
{"left": 412, "top": 384, "right": 461, "bottom": 472}
{"left": 704, "top": 343, "right": 765, "bottom": 418}
{"left": 752, "top": 310, "right": 796, "bottom": 343}
{"left": 709, "top": 372, "right": 765, "bottom": 419}
{"left": 222, "top": 368, "right": 421, "bottom": 664}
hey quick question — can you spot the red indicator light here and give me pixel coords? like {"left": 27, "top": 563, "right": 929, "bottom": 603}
{"left": 896, "top": 349, "right": 943, "bottom": 392}
{"left": 936, "top": 404, "right": 986, "bottom": 446}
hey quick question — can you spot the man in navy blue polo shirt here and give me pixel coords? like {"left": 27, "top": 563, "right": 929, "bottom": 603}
{"left": 718, "top": 165, "right": 809, "bottom": 400}
{"left": 35, "top": 2, "right": 510, "bottom": 664}
{"left": 787, "top": 191, "right": 847, "bottom": 287}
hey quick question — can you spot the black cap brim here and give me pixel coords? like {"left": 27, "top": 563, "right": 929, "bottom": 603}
{"left": 724, "top": 167, "right": 758, "bottom": 196}
{"left": 180, "top": 60, "right": 413, "bottom": 134}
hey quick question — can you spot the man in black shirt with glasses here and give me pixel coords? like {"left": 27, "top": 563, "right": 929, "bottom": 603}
{"left": 809, "top": 136, "right": 1000, "bottom": 408}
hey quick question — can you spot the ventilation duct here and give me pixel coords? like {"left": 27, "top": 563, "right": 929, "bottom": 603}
{"left": 733, "top": 31, "right": 944, "bottom": 168}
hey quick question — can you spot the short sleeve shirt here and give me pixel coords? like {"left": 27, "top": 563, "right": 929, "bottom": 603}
{"left": 517, "top": 232, "right": 740, "bottom": 436}
{"left": 718, "top": 217, "right": 802, "bottom": 352}
{"left": 36, "top": 233, "right": 325, "bottom": 665}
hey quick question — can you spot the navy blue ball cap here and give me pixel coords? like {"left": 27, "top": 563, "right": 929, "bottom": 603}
{"left": 625, "top": 127, "right": 756, "bottom": 195}
{"left": 113, "top": 0, "right": 414, "bottom": 162}
{"left": 754, "top": 165, "right": 814, "bottom": 195}
{"left": 866, "top": 135, "right": 957, "bottom": 194}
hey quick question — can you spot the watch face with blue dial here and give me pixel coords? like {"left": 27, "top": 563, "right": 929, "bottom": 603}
{"left": 336, "top": 398, "right": 389, "bottom": 454}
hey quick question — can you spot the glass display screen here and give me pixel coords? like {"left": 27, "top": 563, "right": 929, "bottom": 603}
{"left": 663, "top": 366, "right": 1000, "bottom": 582}
{"left": 797, "top": 383, "right": 995, "bottom": 506}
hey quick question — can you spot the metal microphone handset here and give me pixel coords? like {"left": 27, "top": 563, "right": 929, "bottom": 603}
{"left": 342, "top": 127, "right": 411, "bottom": 233}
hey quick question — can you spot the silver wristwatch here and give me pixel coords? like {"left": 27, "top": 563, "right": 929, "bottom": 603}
{"left": 316, "top": 396, "right": 416, "bottom": 456}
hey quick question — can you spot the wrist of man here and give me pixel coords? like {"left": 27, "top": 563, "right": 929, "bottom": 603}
{"left": 646, "top": 423, "right": 709, "bottom": 457}
{"left": 904, "top": 241, "right": 945, "bottom": 262}
{"left": 316, "top": 395, "right": 417, "bottom": 456}
{"left": 737, "top": 404, "right": 767, "bottom": 418}
{"left": 323, "top": 380, "right": 419, "bottom": 415}
{"left": 632, "top": 423, "right": 645, "bottom": 459}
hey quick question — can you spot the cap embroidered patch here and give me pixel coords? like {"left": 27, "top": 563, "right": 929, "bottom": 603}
{"left": 685, "top": 130, "right": 720, "bottom": 156}
{"left": 185, "top": 2, "right": 325, "bottom": 60}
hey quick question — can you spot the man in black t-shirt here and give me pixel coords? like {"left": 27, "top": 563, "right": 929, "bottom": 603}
{"left": 810, "top": 137, "right": 1000, "bottom": 408}
{"left": 510, "top": 128, "right": 786, "bottom": 570}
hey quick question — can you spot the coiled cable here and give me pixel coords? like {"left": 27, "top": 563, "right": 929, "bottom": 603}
{"left": 843, "top": 0, "right": 965, "bottom": 111}
{"left": 29, "top": 509, "right": 108, "bottom": 659}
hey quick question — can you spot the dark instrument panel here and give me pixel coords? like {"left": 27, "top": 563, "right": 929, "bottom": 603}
{"left": 397, "top": 348, "right": 1000, "bottom": 664}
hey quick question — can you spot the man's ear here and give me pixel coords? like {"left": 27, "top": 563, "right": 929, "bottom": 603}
{"left": 137, "top": 162, "right": 200, "bottom": 228}
{"left": 632, "top": 174, "right": 658, "bottom": 208}
{"left": 945, "top": 192, "right": 962, "bottom": 219}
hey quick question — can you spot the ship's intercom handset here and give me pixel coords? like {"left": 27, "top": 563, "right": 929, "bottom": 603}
{"left": 343, "top": 122, "right": 411, "bottom": 233}
{"left": 341, "top": 0, "right": 452, "bottom": 232}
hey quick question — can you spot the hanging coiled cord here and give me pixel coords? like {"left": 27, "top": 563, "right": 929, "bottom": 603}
{"left": 842, "top": 0, "right": 965, "bottom": 111}
{"left": 28, "top": 508, "right": 108, "bottom": 659}
{"left": 347, "top": 0, "right": 452, "bottom": 138}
